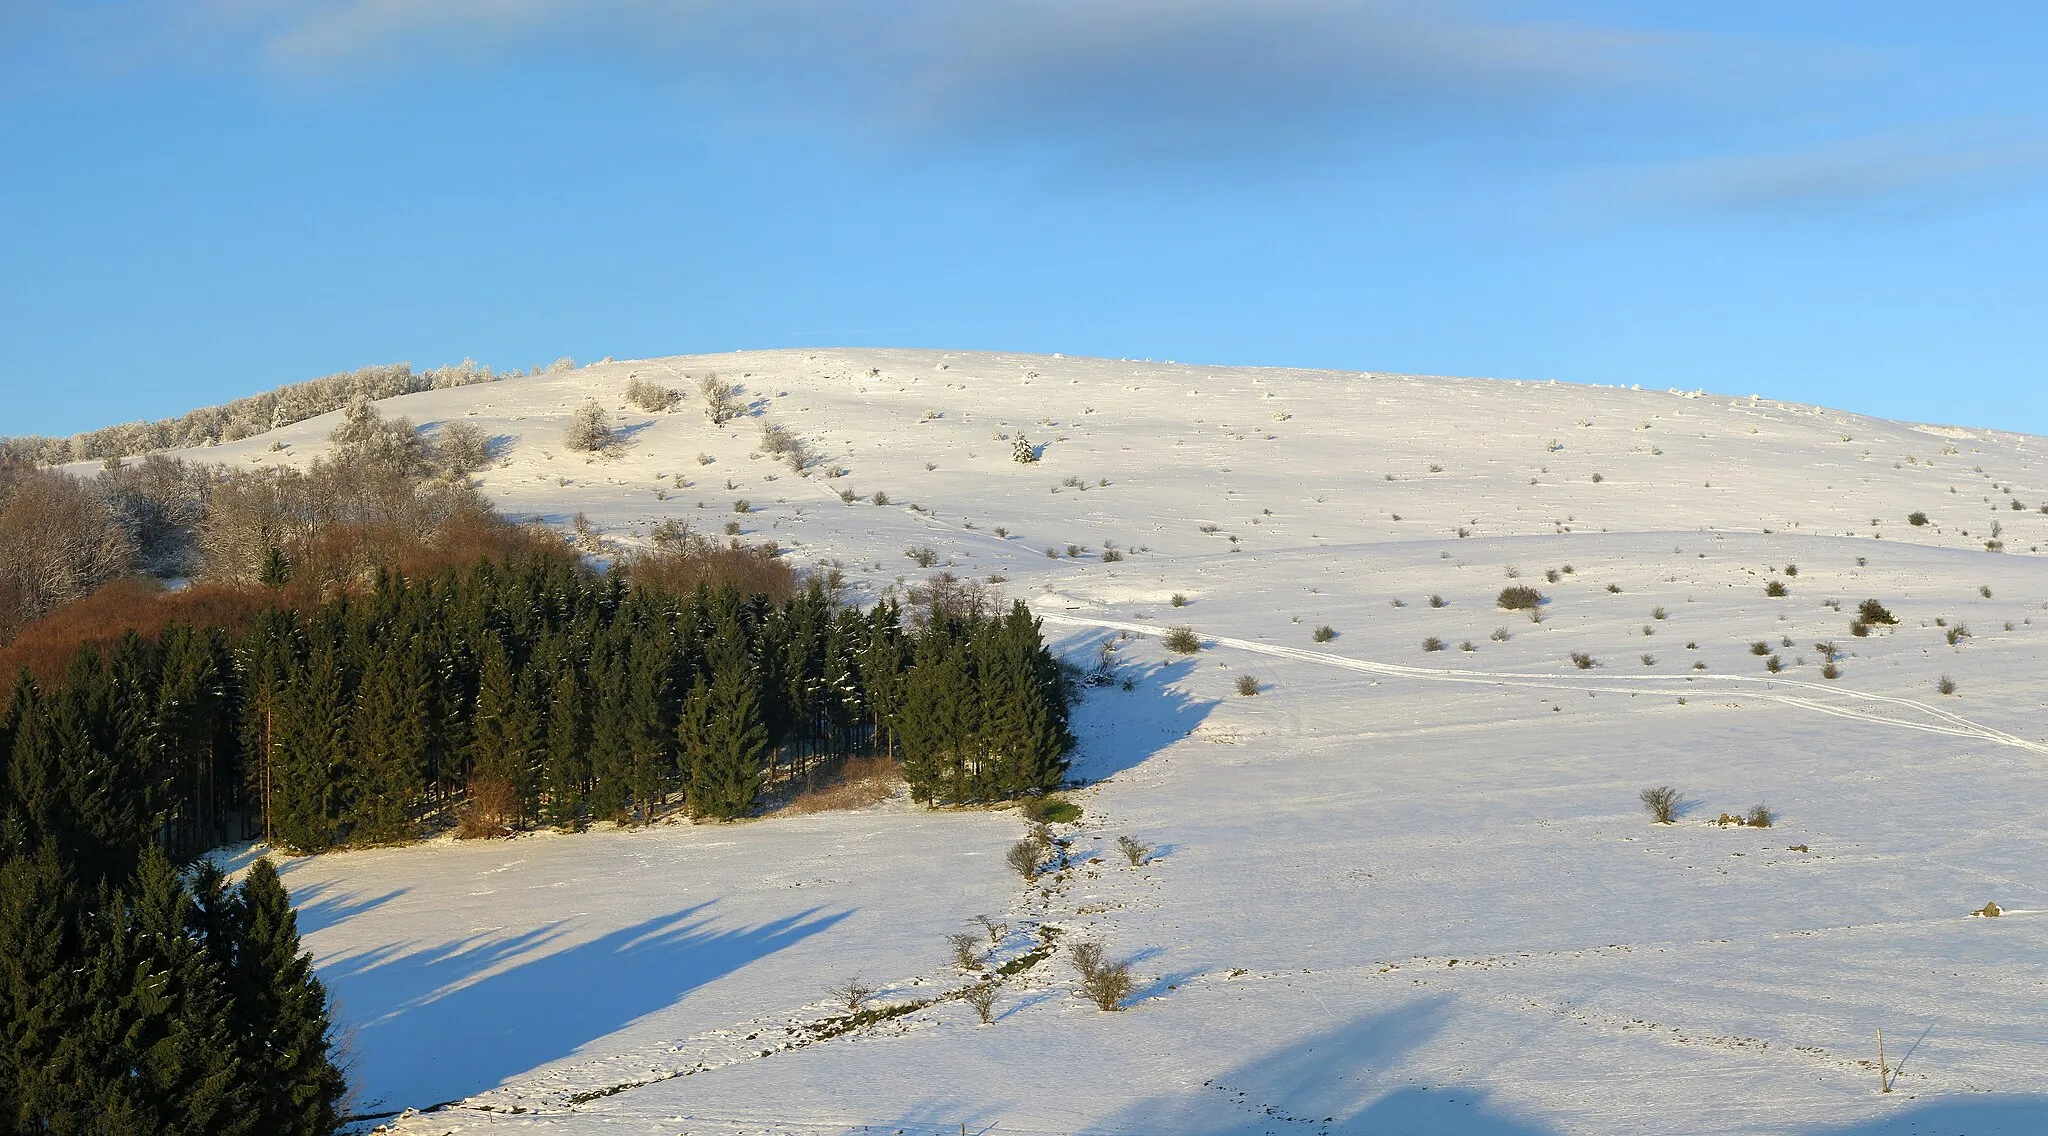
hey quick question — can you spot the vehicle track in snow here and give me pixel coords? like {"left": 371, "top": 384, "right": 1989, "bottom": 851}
{"left": 1036, "top": 614, "right": 2048, "bottom": 758}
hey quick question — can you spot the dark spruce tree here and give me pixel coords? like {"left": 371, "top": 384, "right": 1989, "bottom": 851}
{"left": 678, "top": 649, "right": 768, "bottom": 821}
{"left": 270, "top": 634, "right": 348, "bottom": 853}
{"left": 541, "top": 660, "right": 590, "bottom": 830}
{"left": 0, "top": 840, "right": 81, "bottom": 1126}
{"left": 347, "top": 635, "right": 430, "bottom": 843}
{"left": 232, "top": 858, "right": 347, "bottom": 1136}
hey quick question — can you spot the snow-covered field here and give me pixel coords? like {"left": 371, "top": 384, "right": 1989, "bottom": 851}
{"left": 182, "top": 350, "right": 2047, "bottom": 1134}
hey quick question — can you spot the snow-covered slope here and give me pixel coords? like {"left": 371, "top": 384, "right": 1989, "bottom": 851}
{"left": 185, "top": 350, "right": 2047, "bottom": 1134}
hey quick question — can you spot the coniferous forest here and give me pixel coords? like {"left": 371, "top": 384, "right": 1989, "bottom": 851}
{"left": 0, "top": 543, "right": 1073, "bottom": 1132}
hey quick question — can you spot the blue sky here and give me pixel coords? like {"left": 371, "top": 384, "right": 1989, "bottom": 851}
{"left": 3, "top": 1, "right": 2044, "bottom": 438}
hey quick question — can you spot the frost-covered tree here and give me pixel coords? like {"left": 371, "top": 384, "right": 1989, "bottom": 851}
{"left": 563, "top": 401, "right": 613, "bottom": 452}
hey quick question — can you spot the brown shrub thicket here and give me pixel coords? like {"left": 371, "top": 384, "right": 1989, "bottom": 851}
{"left": 779, "top": 756, "right": 900, "bottom": 814}
{"left": 619, "top": 535, "right": 798, "bottom": 603}
{"left": 457, "top": 775, "right": 521, "bottom": 840}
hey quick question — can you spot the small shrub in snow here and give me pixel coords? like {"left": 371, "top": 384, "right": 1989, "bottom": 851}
{"left": 1606, "top": 583, "right": 1622, "bottom": 594}
{"left": 1750, "top": 641, "right": 1771, "bottom": 656}
{"left": 961, "top": 982, "right": 999, "bottom": 1024}
{"left": 1170, "top": 592, "right": 1188, "bottom": 607}
{"left": 1821, "top": 662, "right": 1840, "bottom": 679}
{"left": 1765, "top": 580, "right": 1787, "bottom": 597}
{"left": 828, "top": 977, "right": 876, "bottom": 1011}
{"left": 1765, "top": 654, "right": 1783, "bottom": 673}
{"left": 1422, "top": 636, "right": 1446, "bottom": 652}
{"left": 1784, "top": 564, "right": 1798, "bottom": 576}
{"left": 1311, "top": 624, "right": 1336, "bottom": 643}
{"left": 1490, "top": 626, "right": 1512, "bottom": 642}
{"left": 1005, "top": 840, "right": 1042, "bottom": 879}
{"left": 872, "top": 490, "right": 890, "bottom": 506}
{"left": 905, "top": 544, "right": 939, "bottom": 568}
{"left": 974, "top": 915, "right": 1008, "bottom": 946}
{"left": 1652, "top": 606, "right": 1667, "bottom": 620}
{"left": 1498, "top": 586, "right": 1543, "bottom": 611}
{"left": 1071, "top": 943, "right": 1135, "bottom": 1011}
{"left": 1745, "top": 804, "right": 1775, "bottom": 828}
{"left": 1429, "top": 594, "right": 1447, "bottom": 608}
{"left": 1937, "top": 675, "right": 1957, "bottom": 695}
{"left": 1908, "top": 511, "right": 1929, "bottom": 526}
{"left": 1640, "top": 785, "right": 1681, "bottom": 824}
{"left": 947, "top": 932, "right": 982, "bottom": 972}
{"left": 1164, "top": 626, "right": 1201, "bottom": 653}
{"left": 1570, "top": 651, "right": 1595, "bottom": 669}
{"left": 1858, "top": 599, "right": 1898, "bottom": 625}
{"left": 1235, "top": 674, "right": 1260, "bottom": 696}
{"left": 1013, "top": 435, "right": 1039, "bottom": 463}
{"left": 759, "top": 421, "right": 811, "bottom": 472}
{"left": 1117, "top": 835, "right": 1152, "bottom": 866}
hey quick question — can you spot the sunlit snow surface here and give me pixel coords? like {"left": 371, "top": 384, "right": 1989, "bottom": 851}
{"left": 181, "top": 350, "right": 2048, "bottom": 1134}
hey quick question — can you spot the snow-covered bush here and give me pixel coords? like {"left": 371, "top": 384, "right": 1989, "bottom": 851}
{"left": 759, "top": 421, "right": 811, "bottom": 472}
{"left": 432, "top": 421, "right": 493, "bottom": 474}
{"left": 699, "top": 375, "right": 743, "bottom": 425}
{"left": 564, "top": 401, "right": 613, "bottom": 452}
{"left": 626, "top": 376, "right": 679, "bottom": 412}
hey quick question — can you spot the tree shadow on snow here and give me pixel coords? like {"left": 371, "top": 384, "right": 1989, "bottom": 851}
{"left": 325, "top": 901, "right": 849, "bottom": 1114}
{"left": 1063, "top": 652, "right": 1216, "bottom": 786}
{"left": 1093, "top": 995, "right": 1557, "bottom": 1136}
{"left": 282, "top": 877, "right": 410, "bottom": 938}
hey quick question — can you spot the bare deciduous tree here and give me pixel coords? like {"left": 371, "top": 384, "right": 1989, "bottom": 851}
{"left": 1640, "top": 785, "right": 1681, "bottom": 824}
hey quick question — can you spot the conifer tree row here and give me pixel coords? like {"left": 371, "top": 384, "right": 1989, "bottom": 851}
{"left": 5, "top": 554, "right": 1072, "bottom": 858}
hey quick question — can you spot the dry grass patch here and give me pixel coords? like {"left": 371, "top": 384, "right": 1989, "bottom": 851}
{"left": 779, "top": 756, "right": 901, "bottom": 815}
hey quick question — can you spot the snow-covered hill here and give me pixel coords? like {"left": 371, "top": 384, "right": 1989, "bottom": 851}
{"left": 184, "top": 350, "right": 2048, "bottom": 1135}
